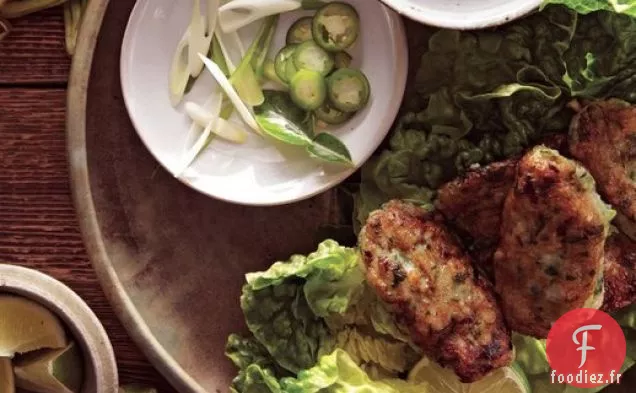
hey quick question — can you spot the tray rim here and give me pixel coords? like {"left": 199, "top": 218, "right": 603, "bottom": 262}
{"left": 65, "top": 0, "right": 206, "bottom": 391}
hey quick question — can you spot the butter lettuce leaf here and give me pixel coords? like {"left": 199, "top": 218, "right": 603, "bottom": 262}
{"left": 226, "top": 335, "right": 284, "bottom": 393}
{"left": 563, "top": 10, "right": 636, "bottom": 99}
{"left": 233, "top": 239, "right": 421, "bottom": 392}
{"left": 616, "top": 304, "right": 636, "bottom": 329}
{"left": 543, "top": 0, "right": 636, "bottom": 17}
{"left": 353, "top": 6, "right": 578, "bottom": 227}
{"left": 512, "top": 333, "right": 550, "bottom": 376}
{"left": 280, "top": 349, "right": 429, "bottom": 393}
{"left": 245, "top": 240, "right": 365, "bottom": 318}
{"left": 241, "top": 276, "right": 330, "bottom": 373}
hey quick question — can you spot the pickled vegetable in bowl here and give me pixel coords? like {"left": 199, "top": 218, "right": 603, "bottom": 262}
{"left": 0, "top": 294, "right": 84, "bottom": 393}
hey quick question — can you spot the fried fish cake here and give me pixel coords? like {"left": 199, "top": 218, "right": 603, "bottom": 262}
{"left": 569, "top": 100, "right": 636, "bottom": 241}
{"left": 437, "top": 159, "right": 517, "bottom": 277}
{"left": 437, "top": 134, "right": 568, "bottom": 277}
{"left": 359, "top": 200, "right": 513, "bottom": 382}
{"left": 602, "top": 232, "right": 636, "bottom": 313}
{"left": 494, "top": 146, "right": 613, "bottom": 338}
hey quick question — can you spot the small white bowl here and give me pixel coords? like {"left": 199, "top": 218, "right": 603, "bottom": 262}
{"left": 120, "top": 0, "right": 408, "bottom": 206}
{"left": 379, "top": 0, "right": 542, "bottom": 30}
{"left": 0, "top": 264, "right": 118, "bottom": 393}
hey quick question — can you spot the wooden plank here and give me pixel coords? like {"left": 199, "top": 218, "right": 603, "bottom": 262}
{"left": 0, "top": 8, "right": 70, "bottom": 84}
{"left": 0, "top": 88, "right": 175, "bottom": 391}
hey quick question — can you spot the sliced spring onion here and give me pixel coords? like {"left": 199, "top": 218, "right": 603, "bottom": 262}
{"left": 185, "top": 101, "right": 248, "bottom": 144}
{"left": 198, "top": 53, "right": 261, "bottom": 133}
{"left": 253, "top": 16, "right": 277, "bottom": 81}
{"left": 234, "top": 31, "right": 246, "bottom": 58}
{"left": 169, "top": 28, "right": 192, "bottom": 107}
{"left": 210, "top": 35, "right": 231, "bottom": 77}
{"left": 0, "top": 0, "right": 67, "bottom": 19}
{"left": 169, "top": 0, "right": 219, "bottom": 105}
{"left": 214, "top": 28, "right": 238, "bottom": 74}
{"left": 187, "top": 0, "right": 217, "bottom": 78}
{"left": 175, "top": 93, "right": 223, "bottom": 178}
{"left": 229, "top": 16, "right": 278, "bottom": 107}
{"left": 217, "top": 0, "right": 299, "bottom": 33}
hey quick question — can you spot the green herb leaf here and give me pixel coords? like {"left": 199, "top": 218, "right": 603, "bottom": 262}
{"left": 307, "top": 133, "right": 354, "bottom": 166}
{"left": 254, "top": 90, "right": 314, "bottom": 145}
{"left": 255, "top": 112, "right": 313, "bottom": 146}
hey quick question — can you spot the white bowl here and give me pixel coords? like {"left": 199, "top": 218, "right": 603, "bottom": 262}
{"left": 379, "top": 0, "right": 542, "bottom": 30}
{"left": 120, "top": 0, "right": 408, "bottom": 206}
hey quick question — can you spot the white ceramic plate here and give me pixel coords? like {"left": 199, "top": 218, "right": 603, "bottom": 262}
{"left": 379, "top": 0, "right": 541, "bottom": 30}
{"left": 120, "top": 0, "right": 408, "bottom": 206}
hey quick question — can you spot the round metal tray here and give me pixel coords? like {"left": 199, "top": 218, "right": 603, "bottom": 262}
{"left": 66, "top": 1, "right": 635, "bottom": 392}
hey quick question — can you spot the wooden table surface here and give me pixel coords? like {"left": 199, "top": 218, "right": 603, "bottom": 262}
{"left": 0, "top": 8, "right": 176, "bottom": 392}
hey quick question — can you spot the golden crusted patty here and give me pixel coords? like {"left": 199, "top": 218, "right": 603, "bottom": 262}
{"left": 359, "top": 200, "right": 513, "bottom": 383}
{"left": 602, "top": 232, "right": 636, "bottom": 313}
{"left": 437, "top": 134, "right": 568, "bottom": 277}
{"left": 494, "top": 146, "right": 612, "bottom": 338}
{"left": 569, "top": 100, "right": 636, "bottom": 240}
{"left": 437, "top": 159, "right": 517, "bottom": 277}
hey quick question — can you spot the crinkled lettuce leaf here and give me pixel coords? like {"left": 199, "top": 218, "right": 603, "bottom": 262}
{"left": 241, "top": 240, "right": 363, "bottom": 373}
{"left": 354, "top": 6, "right": 578, "bottom": 227}
{"left": 245, "top": 240, "right": 365, "bottom": 318}
{"left": 512, "top": 333, "right": 550, "bottom": 376}
{"left": 232, "top": 240, "right": 421, "bottom": 393}
{"left": 353, "top": 154, "right": 435, "bottom": 233}
{"left": 241, "top": 277, "right": 330, "bottom": 374}
{"left": 615, "top": 304, "right": 636, "bottom": 329}
{"left": 280, "top": 349, "right": 429, "bottom": 393}
{"left": 226, "top": 335, "right": 285, "bottom": 393}
{"left": 563, "top": 10, "right": 636, "bottom": 99}
{"left": 543, "top": 0, "right": 636, "bottom": 17}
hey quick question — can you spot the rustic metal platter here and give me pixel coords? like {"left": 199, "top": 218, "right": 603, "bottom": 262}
{"left": 67, "top": 1, "right": 635, "bottom": 392}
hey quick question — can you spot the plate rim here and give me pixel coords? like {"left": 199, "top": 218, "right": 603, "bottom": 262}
{"left": 66, "top": 0, "right": 208, "bottom": 391}
{"left": 118, "top": 0, "right": 409, "bottom": 207}
{"left": 378, "top": 0, "right": 542, "bottom": 30}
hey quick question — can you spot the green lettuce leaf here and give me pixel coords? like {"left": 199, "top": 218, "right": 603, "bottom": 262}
{"left": 563, "top": 10, "right": 636, "bottom": 99}
{"left": 354, "top": 6, "right": 578, "bottom": 228}
{"left": 241, "top": 240, "right": 361, "bottom": 373}
{"left": 225, "top": 334, "right": 284, "bottom": 393}
{"left": 280, "top": 349, "right": 429, "bottom": 393}
{"left": 245, "top": 240, "right": 364, "bottom": 318}
{"left": 241, "top": 277, "right": 330, "bottom": 373}
{"left": 543, "top": 0, "right": 636, "bottom": 17}
{"left": 512, "top": 333, "right": 550, "bottom": 376}
{"left": 235, "top": 239, "right": 421, "bottom": 388}
{"left": 616, "top": 304, "right": 636, "bottom": 329}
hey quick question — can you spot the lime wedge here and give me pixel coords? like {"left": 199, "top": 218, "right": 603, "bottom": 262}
{"left": 118, "top": 385, "right": 158, "bottom": 393}
{"left": 408, "top": 357, "right": 531, "bottom": 393}
{"left": 14, "top": 341, "right": 83, "bottom": 393}
{"left": 0, "top": 295, "right": 67, "bottom": 358}
{"left": 0, "top": 357, "right": 15, "bottom": 393}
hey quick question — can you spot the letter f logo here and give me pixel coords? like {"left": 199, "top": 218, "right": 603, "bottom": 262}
{"left": 572, "top": 324, "right": 602, "bottom": 368}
